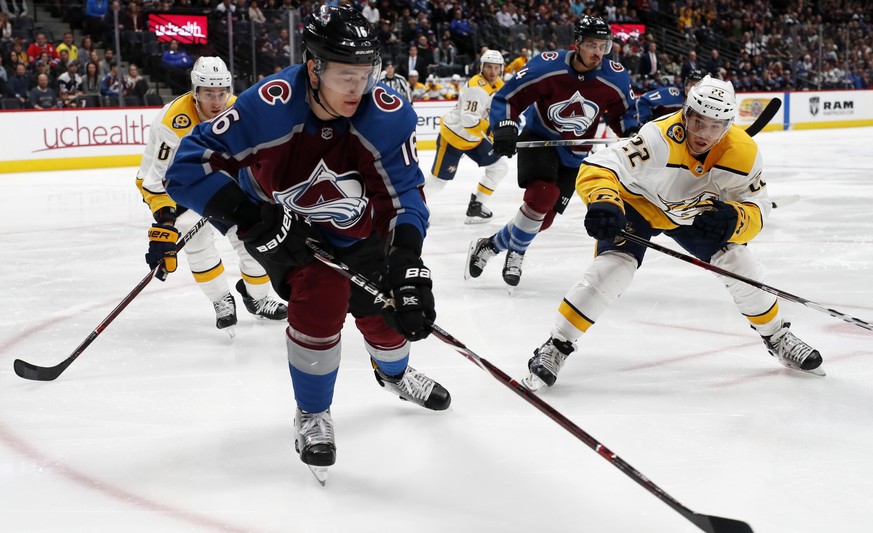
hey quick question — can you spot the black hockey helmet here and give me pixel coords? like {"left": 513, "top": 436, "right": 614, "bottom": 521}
{"left": 303, "top": 5, "right": 380, "bottom": 67}
{"left": 687, "top": 68, "right": 707, "bottom": 83}
{"left": 574, "top": 15, "right": 612, "bottom": 43}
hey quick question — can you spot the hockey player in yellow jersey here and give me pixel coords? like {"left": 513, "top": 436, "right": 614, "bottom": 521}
{"left": 136, "top": 56, "right": 286, "bottom": 336}
{"left": 424, "top": 50, "right": 509, "bottom": 224}
{"left": 523, "top": 75, "right": 823, "bottom": 390}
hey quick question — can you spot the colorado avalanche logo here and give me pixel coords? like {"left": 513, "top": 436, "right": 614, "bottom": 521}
{"left": 547, "top": 91, "right": 599, "bottom": 136}
{"left": 273, "top": 159, "right": 368, "bottom": 229}
{"left": 658, "top": 192, "right": 719, "bottom": 220}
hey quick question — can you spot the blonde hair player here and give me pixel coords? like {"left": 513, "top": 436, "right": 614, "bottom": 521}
{"left": 136, "top": 56, "right": 287, "bottom": 336}
{"left": 523, "top": 75, "right": 824, "bottom": 391}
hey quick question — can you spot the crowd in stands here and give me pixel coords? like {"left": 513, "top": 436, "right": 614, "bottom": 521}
{"left": 1, "top": 0, "right": 872, "bottom": 111}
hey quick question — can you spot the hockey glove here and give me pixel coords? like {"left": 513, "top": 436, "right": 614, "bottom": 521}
{"left": 145, "top": 223, "right": 180, "bottom": 281}
{"left": 689, "top": 200, "right": 738, "bottom": 245}
{"left": 239, "top": 203, "right": 315, "bottom": 300}
{"left": 584, "top": 201, "right": 627, "bottom": 241}
{"left": 382, "top": 248, "right": 436, "bottom": 341}
{"left": 492, "top": 120, "right": 519, "bottom": 157}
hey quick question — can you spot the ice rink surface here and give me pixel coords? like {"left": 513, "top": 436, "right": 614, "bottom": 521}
{"left": 1, "top": 127, "right": 871, "bottom": 533}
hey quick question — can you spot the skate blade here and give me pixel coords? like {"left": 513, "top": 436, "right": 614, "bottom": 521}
{"left": 506, "top": 285, "right": 515, "bottom": 296}
{"left": 778, "top": 359, "right": 826, "bottom": 377}
{"left": 521, "top": 373, "right": 546, "bottom": 391}
{"left": 463, "top": 240, "right": 478, "bottom": 280}
{"left": 307, "top": 465, "right": 329, "bottom": 486}
{"left": 464, "top": 216, "right": 491, "bottom": 225}
{"left": 221, "top": 326, "right": 237, "bottom": 339}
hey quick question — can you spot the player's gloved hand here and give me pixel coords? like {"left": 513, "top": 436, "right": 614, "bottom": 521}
{"left": 492, "top": 119, "right": 519, "bottom": 157}
{"left": 689, "top": 199, "right": 738, "bottom": 245}
{"left": 145, "top": 223, "right": 180, "bottom": 281}
{"left": 584, "top": 201, "right": 627, "bottom": 241}
{"left": 239, "top": 203, "right": 315, "bottom": 300}
{"left": 382, "top": 248, "right": 435, "bottom": 341}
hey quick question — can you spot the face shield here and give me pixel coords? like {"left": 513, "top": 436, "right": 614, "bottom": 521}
{"left": 684, "top": 110, "right": 731, "bottom": 152}
{"left": 317, "top": 60, "right": 382, "bottom": 97}
{"left": 576, "top": 38, "right": 612, "bottom": 57}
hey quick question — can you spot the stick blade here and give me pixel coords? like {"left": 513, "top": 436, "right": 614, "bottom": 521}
{"left": 690, "top": 513, "right": 754, "bottom": 533}
{"left": 13, "top": 358, "right": 64, "bottom": 381}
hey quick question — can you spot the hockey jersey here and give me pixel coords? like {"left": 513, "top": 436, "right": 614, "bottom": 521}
{"left": 636, "top": 85, "right": 685, "bottom": 125}
{"left": 576, "top": 111, "right": 770, "bottom": 244}
{"left": 165, "top": 65, "right": 428, "bottom": 250}
{"left": 439, "top": 73, "right": 504, "bottom": 150}
{"left": 135, "top": 91, "right": 237, "bottom": 217}
{"left": 491, "top": 50, "right": 638, "bottom": 167}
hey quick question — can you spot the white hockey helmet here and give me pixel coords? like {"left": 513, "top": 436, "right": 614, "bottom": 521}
{"left": 191, "top": 56, "right": 233, "bottom": 93}
{"left": 684, "top": 74, "right": 736, "bottom": 124}
{"left": 480, "top": 49, "right": 504, "bottom": 70}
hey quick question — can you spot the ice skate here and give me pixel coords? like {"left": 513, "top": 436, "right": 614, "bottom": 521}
{"left": 373, "top": 362, "right": 451, "bottom": 411}
{"left": 465, "top": 237, "right": 498, "bottom": 280}
{"left": 522, "top": 336, "right": 576, "bottom": 391}
{"left": 294, "top": 408, "right": 336, "bottom": 485}
{"left": 465, "top": 194, "right": 493, "bottom": 224}
{"left": 212, "top": 293, "right": 237, "bottom": 338}
{"left": 235, "top": 279, "right": 287, "bottom": 320}
{"left": 502, "top": 250, "right": 525, "bottom": 288}
{"left": 762, "top": 322, "right": 825, "bottom": 376}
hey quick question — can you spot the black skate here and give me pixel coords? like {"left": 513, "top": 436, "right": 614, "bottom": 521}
{"left": 294, "top": 408, "right": 336, "bottom": 485}
{"left": 235, "top": 279, "right": 287, "bottom": 320}
{"left": 465, "top": 194, "right": 493, "bottom": 224}
{"left": 212, "top": 293, "right": 237, "bottom": 337}
{"left": 373, "top": 362, "right": 451, "bottom": 411}
{"left": 762, "top": 322, "right": 824, "bottom": 376}
{"left": 465, "top": 237, "right": 498, "bottom": 280}
{"left": 522, "top": 336, "right": 576, "bottom": 391}
{"left": 502, "top": 250, "right": 525, "bottom": 287}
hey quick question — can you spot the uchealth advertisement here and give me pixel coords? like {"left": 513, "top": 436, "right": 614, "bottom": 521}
{"left": 0, "top": 92, "right": 869, "bottom": 174}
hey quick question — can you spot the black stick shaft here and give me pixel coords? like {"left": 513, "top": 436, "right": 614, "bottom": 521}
{"left": 306, "top": 240, "right": 752, "bottom": 533}
{"left": 13, "top": 217, "right": 210, "bottom": 381}
{"left": 619, "top": 231, "right": 872, "bottom": 332}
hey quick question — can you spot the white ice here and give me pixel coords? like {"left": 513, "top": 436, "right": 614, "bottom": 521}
{"left": 1, "top": 127, "right": 871, "bottom": 533}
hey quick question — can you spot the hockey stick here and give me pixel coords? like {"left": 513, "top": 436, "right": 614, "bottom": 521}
{"left": 13, "top": 217, "right": 211, "bottom": 381}
{"left": 619, "top": 231, "right": 873, "bottom": 332}
{"left": 516, "top": 97, "right": 782, "bottom": 150}
{"left": 305, "top": 239, "right": 753, "bottom": 533}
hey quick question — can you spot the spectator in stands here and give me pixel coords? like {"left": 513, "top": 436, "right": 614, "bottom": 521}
{"left": 99, "top": 48, "right": 114, "bottom": 77}
{"left": 680, "top": 50, "right": 700, "bottom": 83}
{"left": 28, "top": 73, "right": 59, "bottom": 109}
{"left": 435, "top": 36, "right": 458, "bottom": 70}
{"left": 213, "top": 0, "right": 236, "bottom": 21}
{"left": 496, "top": 4, "right": 515, "bottom": 27}
{"left": 85, "top": 0, "right": 109, "bottom": 46}
{"left": 0, "top": 12, "right": 13, "bottom": 43}
{"left": 398, "top": 44, "right": 424, "bottom": 79}
{"left": 55, "top": 31, "right": 79, "bottom": 62}
{"left": 123, "top": 1, "right": 145, "bottom": 32}
{"left": 3, "top": 50, "right": 16, "bottom": 79}
{"left": 248, "top": 0, "right": 267, "bottom": 24}
{"left": 416, "top": 34, "right": 436, "bottom": 75}
{"left": 31, "top": 58, "right": 55, "bottom": 88}
{"left": 82, "top": 61, "right": 101, "bottom": 95}
{"left": 27, "top": 32, "right": 58, "bottom": 65}
{"left": 234, "top": 0, "right": 250, "bottom": 22}
{"left": 449, "top": 8, "right": 475, "bottom": 55}
{"left": 379, "top": 60, "right": 411, "bottom": 101}
{"left": 706, "top": 48, "right": 724, "bottom": 77}
{"left": 376, "top": 19, "right": 399, "bottom": 49}
{"left": 10, "top": 38, "right": 26, "bottom": 64}
{"left": 53, "top": 49, "right": 71, "bottom": 78}
{"left": 274, "top": 27, "right": 291, "bottom": 62}
{"left": 161, "top": 39, "right": 192, "bottom": 94}
{"left": 125, "top": 62, "right": 149, "bottom": 100}
{"left": 0, "top": 0, "right": 27, "bottom": 18}
{"left": 362, "top": 0, "right": 379, "bottom": 26}
{"left": 57, "top": 59, "right": 84, "bottom": 108}
{"left": 638, "top": 41, "right": 658, "bottom": 79}
{"left": 6, "top": 61, "right": 29, "bottom": 106}
{"left": 100, "top": 61, "right": 123, "bottom": 98}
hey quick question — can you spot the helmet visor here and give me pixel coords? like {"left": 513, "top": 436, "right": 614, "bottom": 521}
{"left": 319, "top": 60, "right": 382, "bottom": 96}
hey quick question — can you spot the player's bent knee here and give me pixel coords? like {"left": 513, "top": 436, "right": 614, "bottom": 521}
{"left": 522, "top": 180, "right": 560, "bottom": 213}
{"left": 584, "top": 251, "right": 637, "bottom": 302}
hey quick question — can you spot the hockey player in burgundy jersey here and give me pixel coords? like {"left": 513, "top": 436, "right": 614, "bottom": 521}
{"left": 164, "top": 5, "right": 450, "bottom": 483}
{"left": 465, "top": 15, "right": 639, "bottom": 288}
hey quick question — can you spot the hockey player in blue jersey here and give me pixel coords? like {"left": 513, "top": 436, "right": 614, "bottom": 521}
{"left": 465, "top": 16, "right": 639, "bottom": 288}
{"left": 163, "top": 5, "right": 450, "bottom": 482}
{"left": 636, "top": 68, "right": 705, "bottom": 125}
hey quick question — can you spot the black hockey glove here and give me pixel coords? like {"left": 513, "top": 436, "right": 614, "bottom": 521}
{"left": 382, "top": 248, "right": 435, "bottom": 341}
{"left": 584, "top": 201, "right": 627, "bottom": 241}
{"left": 492, "top": 119, "right": 519, "bottom": 157}
{"left": 239, "top": 203, "right": 315, "bottom": 300}
{"left": 145, "top": 223, "right": 180, "bottom": 281}
{"left": 689, "top": 200, "right": 738, "bottom": 245}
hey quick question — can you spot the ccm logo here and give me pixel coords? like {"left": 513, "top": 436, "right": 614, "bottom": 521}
{"left": 255, "top": 211, "right": 294, "bottom": 252}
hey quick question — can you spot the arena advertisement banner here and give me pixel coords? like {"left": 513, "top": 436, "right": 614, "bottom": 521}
{"left": 148, "top": 13, "right": 208, "bottom": 45}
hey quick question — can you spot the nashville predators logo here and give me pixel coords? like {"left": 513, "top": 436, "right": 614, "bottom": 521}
{"left": 658, "top": 191, "right": 719, "bottom": 220}
{"left": 667, "top": 123, "right": 685, "bottom": 143}
{"left": 171, "top": 113, "right": 191, "bottom": 129}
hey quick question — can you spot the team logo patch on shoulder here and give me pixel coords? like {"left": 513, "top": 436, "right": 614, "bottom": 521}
{"left": 667, "top": 123, "right": 685, "bottom": 143}
{"left": 259, "top": 79, "right": 292, "bottom": 105}
{"left": 541, "top": 51, "right": 559, "bottom": 61}
{"left": 372, "top": 86, "right": 403, "bottom": 112}
{"left": 171, "top": 114, "right": 191, "bottom": 129}
{"left": 477, "top": 79, "right": 487, "bottom": 86}
{"left": 610, "top": 60, "right": 624, "bottom": 72}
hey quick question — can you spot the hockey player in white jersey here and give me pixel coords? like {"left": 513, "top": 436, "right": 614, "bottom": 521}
{"left": 523, "top": 75, "right": 823, "bottom": 391}
{"left": 424, "top": 49, "right": 509, "bottom": 223}
{"left": 136, "top": 57, "right": 287, "bottom": 335}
